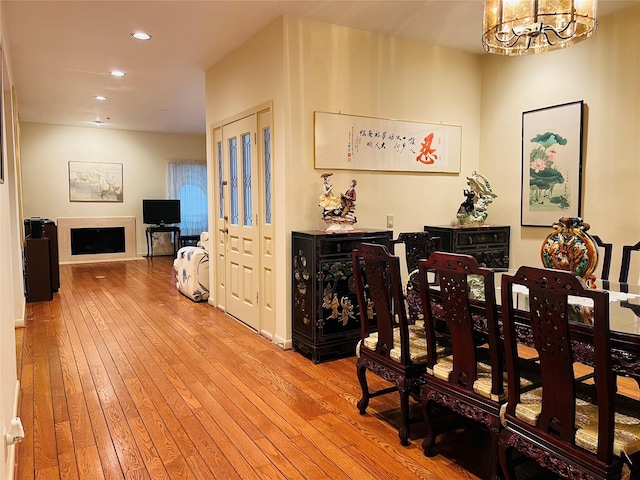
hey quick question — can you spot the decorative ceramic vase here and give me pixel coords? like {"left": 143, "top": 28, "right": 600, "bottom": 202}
{"left": 540, "top": 217, "right": 599, "bottom": 287}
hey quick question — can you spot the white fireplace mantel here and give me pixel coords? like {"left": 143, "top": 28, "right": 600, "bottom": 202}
{"left": 57, "top": 217, "right": 138, "bottom": 264}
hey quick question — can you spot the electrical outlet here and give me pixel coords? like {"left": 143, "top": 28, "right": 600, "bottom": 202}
{"left": 386, "top": 214, "right": 394, "bottom": 228}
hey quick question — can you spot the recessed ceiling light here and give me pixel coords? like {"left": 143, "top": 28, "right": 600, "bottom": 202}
{"left": 131, "top": 32, "right": 151, "bottom": 41}
{"left": 94, "top": 95, "right": 107, "bottom": 101}
{"left": 110, "top": 70, "right": 126, "bottom": 77}
{"left": 90, "top": 120, "right": 105, "bottom": 126}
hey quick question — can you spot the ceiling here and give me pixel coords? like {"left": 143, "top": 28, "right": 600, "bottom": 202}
{"left": 3, "top": 0, "right": 638, "bottom": 135}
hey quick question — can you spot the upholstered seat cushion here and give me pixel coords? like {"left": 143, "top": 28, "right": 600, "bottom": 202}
{"left": 358, "top": 320, "right": 445, "bottom": 364}
{"left": 510, "top": 387, "right": 640, "bottom": 459}
{"left": 432, "top": 356, "right": 496, "bottom": 398}
{"left": 433, "top": 356, "right": 533, "bottom": 401}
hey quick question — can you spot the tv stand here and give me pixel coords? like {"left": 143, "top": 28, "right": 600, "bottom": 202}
{"left": 145, "top": 225, "right": 180, "bottom": 258}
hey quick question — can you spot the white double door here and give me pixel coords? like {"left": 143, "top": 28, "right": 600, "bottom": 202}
{"left": 215, "top": 108, "right": 274, "bottom": 333}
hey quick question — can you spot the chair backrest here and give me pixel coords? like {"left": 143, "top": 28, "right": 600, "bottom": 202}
{"left": 391, "top": 231, "right": 442, "bottom": 274}
{"left": 391, "top": 231, "right": 442, "bottom": 321}
{"left": 352, "top": 243, "right": 412, "bottom": 365}
{"left": 417, "top": 252, "right": 502, "bottom": 396}
{"left": 591, "top": 234, "right": 612, "bottom": 281}
{"left": 500, "top": 266, "right": 615, "bottom": 463}
{"left": 619, "top": 241, "right": 640, "bottom": 284}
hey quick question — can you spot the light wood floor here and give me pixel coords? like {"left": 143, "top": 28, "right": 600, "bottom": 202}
{"left": 15, "top": 257, "right": 638, "bottom": 479}
{"left": 15, "top": 257, "right": 487, "bottom": 480}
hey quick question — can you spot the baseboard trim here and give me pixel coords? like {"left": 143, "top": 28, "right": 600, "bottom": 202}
{"left": 273, "top": 335, "right": 292, "bottom": 350}
{"left": 15, "top": 301, "right": 26, "bottom": 328}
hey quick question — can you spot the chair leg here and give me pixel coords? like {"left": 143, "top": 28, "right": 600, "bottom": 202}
{"left": 356, "top": 359, "right": 370, "bottom": 414}
{"left": 498, "top": 429, "right": 516, "bottom": 480}
{"left": 488, "top": 425, "right": 501, "bottom": 480}
{"left": 421, "top": 397, "right": 437, "bottom": 456}
{"left": 628, "top": 453, "right": 640, "bottom": 480}
{"left": 398, "top": 381, "right": 410, "bottom": 446}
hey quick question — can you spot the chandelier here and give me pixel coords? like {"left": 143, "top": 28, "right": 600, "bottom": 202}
{"left": 482, "top": 0, "right": 597, "bottom": 55}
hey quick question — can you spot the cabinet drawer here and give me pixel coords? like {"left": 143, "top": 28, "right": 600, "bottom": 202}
{"left": 318, "top": 235, "right": 389, "bottom": 257}
{"left": 454, "top": 229, "right": 508, "bottom": 248}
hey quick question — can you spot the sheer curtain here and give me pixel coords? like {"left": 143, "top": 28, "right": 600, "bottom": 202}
{"left": 168, "top": 161, "right": 208, "bottom": 236}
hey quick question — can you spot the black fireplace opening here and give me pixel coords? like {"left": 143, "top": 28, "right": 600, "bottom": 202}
{"left": 71, "top": 227, "right": 125, "bottom": 255}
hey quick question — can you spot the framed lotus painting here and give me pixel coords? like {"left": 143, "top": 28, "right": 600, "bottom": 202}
{"left": 521, "top": 100, "right": 584, "bottom": 227}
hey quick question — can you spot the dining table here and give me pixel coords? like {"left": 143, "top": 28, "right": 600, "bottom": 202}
{"left": 419, "top": 271, "right": 640, "bottom": 385}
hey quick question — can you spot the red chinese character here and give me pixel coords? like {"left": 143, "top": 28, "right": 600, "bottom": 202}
{"left": 416, "top": 133, "right": 439, "bottom": 164}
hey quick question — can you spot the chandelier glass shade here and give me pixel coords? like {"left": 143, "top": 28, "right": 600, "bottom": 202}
{"left": 482, "top": 0, "right": 597, "bottom": 55}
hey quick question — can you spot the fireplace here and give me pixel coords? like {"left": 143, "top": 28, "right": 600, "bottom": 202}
{"left": 58, "top": 217, "right": 138, "bottom": 264}
{"left": 71, "top": 227, "right": 126, "bottom": 255}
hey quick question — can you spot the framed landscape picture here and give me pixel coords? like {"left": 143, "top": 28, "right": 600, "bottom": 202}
{"left": 521, "top": 101, "right": 584, "bottom": 227}
{"left": 69, "top": 161, "right": 123, "bottom": 202}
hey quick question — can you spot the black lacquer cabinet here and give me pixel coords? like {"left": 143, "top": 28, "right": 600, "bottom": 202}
{"left": 292, "top": 229, "right": 393, "bottom": 363}
{"left": 424, "top": 225, "right": 510, "bottom": 269}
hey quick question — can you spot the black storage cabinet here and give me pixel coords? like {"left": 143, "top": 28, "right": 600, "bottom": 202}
{"left": 424, "top": 224, "right": 510, "bottom": 269}
{"left": 292, "top": 229, "right": 392, "bottom": 363}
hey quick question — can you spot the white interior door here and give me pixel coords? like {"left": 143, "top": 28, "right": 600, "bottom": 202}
{"left": 221, "top": 115, "right": 260, "bottom": 329}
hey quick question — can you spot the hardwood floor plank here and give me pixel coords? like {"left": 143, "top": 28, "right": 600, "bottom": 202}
{"left": 75, "top": 445, "right": 106, "bottom": 480}
{"left": 81, "top": 387, "right": 127, "bottom": 480}
{"left": 35, "top": 466, "right": 59, "bottom": 479}
{"left": 126, "top": 415, "right": 171, "bottom": 480}
{"left": 191, "top": 407, "right": 261, "bottom": 480}
{"left": 33, "top": 315, "right": 58, "bottom": 470}
{"left": 55, "top": 421, "right": 80, "bottom": 480}
{"left": 48, "top": 327, "right": 70, "bottom": 425}
{"left": 177, "top": 414, "right": 240, "bottom": 480}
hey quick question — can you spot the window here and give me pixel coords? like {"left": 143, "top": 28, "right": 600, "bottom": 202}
{"left": 263, "top": 126, "right": 272, "bottom": 224}
{"left": 168, "top": 161, "right": 208, "bottom": 236}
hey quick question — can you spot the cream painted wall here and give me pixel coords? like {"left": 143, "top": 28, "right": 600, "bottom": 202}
{"left": 479, "top": 7, "right": 640, "bottom": 283}
{"left": 206, "top": 16, "right": 482, "bottom": 346}
{"left": 283, "top": 17, "right": 482, "bottom": 232}
{"left": 20, "top": 123, "right": 205, "bottom": 256}
{"left": 1, "top": 3, "right": 23, "bottom": 477}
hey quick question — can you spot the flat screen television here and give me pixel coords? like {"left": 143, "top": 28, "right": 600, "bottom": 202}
{"left": 142, "top": 199, "right": 181, "bottom": 226}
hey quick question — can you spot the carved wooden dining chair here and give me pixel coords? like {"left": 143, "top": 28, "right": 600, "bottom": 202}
{"left": 619, "top": 240, "right": 640, "bottom": 284}
{"left": 591, "top": 234, "right": 612, "bottom": 281}
{"left": 499, "top": 266, "right": 640, "bottom": 480}
{"left": 390, "top": 231, "right": 442, "bottom": 321}
{"left": 391, "top": 231, "right": 442, "bottom": 274}
{"left": 352, "top": 242, "right": 432, "bottom": 446}
{"left": 417, "top": 252, "right": 505, "bottom": 480}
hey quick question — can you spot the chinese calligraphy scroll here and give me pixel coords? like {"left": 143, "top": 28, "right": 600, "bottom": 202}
{"left": 314, "top": 111, "right": 461, "bottom": 173}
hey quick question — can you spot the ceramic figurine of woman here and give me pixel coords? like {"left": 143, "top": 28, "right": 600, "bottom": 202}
{"left": 319, "top": 172, "right": 341, "bottom": 216}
